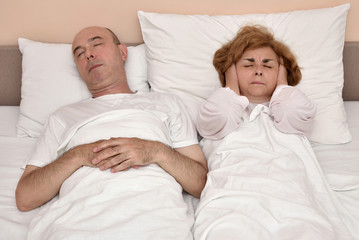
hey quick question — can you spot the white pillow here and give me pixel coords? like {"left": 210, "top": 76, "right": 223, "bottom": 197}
{"left": 17, "top": 38, "right": 149, "bottom": 138}
{"left": 138, "top": 4, "right": 352, "bottom": 144}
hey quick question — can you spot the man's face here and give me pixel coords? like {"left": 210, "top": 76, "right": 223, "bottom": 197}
{"left": 72, "top": 27, "right": 127, "bottom": 95}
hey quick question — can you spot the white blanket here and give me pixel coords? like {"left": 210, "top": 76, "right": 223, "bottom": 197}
{"left": 193, "top": 105, "right": 353, "bottom": 240}
{"left": 27, "top": 109, "right": 194, "bottom": 240}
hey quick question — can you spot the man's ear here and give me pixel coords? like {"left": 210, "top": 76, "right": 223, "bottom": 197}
{"left": 118, "top": 43, "right": 128, "bottom": 61}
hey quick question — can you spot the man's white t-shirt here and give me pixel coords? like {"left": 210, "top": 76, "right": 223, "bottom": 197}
{"left": 26, "top": 91, "right": 198, "bottom": 168}
{"left": 25, "top": 92, "right": 199, "bottom": 240}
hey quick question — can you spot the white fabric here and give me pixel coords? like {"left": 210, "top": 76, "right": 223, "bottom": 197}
{"left": 27, "top": 91, "right": 197, "bottom": 166}
{"left": 334, "top": 189, "right": 359, "bottom": 240}
{"left": 270, "top": 86, "right": 316, "bottom": 135}
{"left": 0, "top": 103, "right": 358, "bottom": 239}
{"left": 197, "top": 86, "right": 316, "bottom": 140}
{"left": 0, "top": 136, "right": 38, "bottom": 240}
{"left": 0, "top": 106, "right": 19, "bottom": 137}
{"left": 313, "top": 101, "right": 359, "bottom": 192}
{"left": 25, "top": 91, "right": 197, "bottom": 239}
{"left": 193, "top": 105, "right": 353, "bottom": 239}
{"left": 138, "top": 4, "right": 351, "bottom": 144}
{"left": 28, "top": 167, "right": 194, "bottom": 240}
{"left": 197, "top": 87, "right": 249, "bottom": 140}
{"left": 17, "top": 38, "right": 149, "bottom": 138}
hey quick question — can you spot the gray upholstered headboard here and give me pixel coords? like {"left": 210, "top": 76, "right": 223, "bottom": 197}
{"left": 343, "top": 42, "right": 359, "bottom": 101}
{"left": 0, "top": 45, "right": 22, "bottom": 106}
{"left": 0, "top": 42, "right": 358, "bottom": 106}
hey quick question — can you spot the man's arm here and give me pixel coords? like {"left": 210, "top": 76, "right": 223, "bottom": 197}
{"left": 159, "top": 143, "right": 208, "bottom": 198}
{"left": 91, "top": 138, "right": 208, "bottom": 198}
{"left": 15, "top": 142, "right": 100, "bottom": 212}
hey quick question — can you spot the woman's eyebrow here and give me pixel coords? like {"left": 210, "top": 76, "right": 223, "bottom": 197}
{"left": 243, "top": 58, "right": 255, "bottom": 62}
{"left": 262, "top": 58, "right": 275, "bottom": 63}
{"left": 242, "top": 58, "right": 275, "bottom": 63}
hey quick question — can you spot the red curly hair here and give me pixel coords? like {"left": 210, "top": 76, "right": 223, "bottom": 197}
{"left": 213, "top": 25, "right": 301, "bottom": 87}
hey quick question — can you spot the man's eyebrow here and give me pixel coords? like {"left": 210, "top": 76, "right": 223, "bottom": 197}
{"left": 73, "top": 36, "right": 104, "bottom": 55}
{"left": 88, "top": 36, "right": 103, "bottom": 42}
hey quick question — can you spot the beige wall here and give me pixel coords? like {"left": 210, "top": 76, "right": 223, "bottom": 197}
{"left": 1, "top": 0, "right": 357, "bottom": 45}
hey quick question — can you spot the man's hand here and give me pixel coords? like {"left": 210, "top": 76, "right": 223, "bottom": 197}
{"left": 91, "top": 137, "right": 157, "bottom": 172}
{"left": 90, "top": 137, "right": 207, "bottom": 198}
{"left": 225, "top": 63, "right": 240, "bottom": 95}
{"left": 65, "top": 140, "right": 106, "bottom": 168}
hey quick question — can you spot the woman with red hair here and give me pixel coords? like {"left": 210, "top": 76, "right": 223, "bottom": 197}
{"left": 197, "top": 25, "right": 316, "bottom": 139}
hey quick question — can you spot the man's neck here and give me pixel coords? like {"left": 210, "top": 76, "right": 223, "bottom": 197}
{"left": 90, "top": 83, "right": 134, "bottom": 98}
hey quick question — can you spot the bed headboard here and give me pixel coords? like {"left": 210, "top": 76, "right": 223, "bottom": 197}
{"left": 0, "top": 45, "right": 22, "bottom": 106}
{"left": 343, "top": 42, "right": 359, "bottom": 101}
{"left": 0, "top": 42, "right": 358, "bottom": 106}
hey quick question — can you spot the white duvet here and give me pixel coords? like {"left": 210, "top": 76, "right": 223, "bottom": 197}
{"left": 27, "top": 109, "right": 194, "bottom": 240}
{"left": 193, "top": 105, "right": 353, "bottom": 240}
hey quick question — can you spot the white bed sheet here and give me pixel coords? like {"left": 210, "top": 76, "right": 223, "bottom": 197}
{"left": 0, "top": 136, "right": 38, "bottom": 239}
{"left": 313, "top": 101, "right": 359, "bottom": 191}
{"left": 0, "top": 104, "right": 358, "bottom": 239}
{"left": 312, "top": 101, "right": 359, "bottom": 239}
{"left": 0, "top": 107, "right": 38, "bottom": 238}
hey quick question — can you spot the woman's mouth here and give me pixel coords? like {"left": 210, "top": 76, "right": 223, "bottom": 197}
{"left": 251, "top": 81, "right": 264, "bottom": 85}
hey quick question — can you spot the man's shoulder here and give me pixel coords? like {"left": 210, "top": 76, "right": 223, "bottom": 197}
{"left": 51, "top": 98, "right": 92, "bottom": 118}
{"left": 139, "top": 91, "right": 182, "bottom": 103}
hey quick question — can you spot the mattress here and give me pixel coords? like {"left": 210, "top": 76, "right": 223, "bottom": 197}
{"left": 312, "top": 101, "right": 359, "bottom": 239}
{"left": 313, "top": 101, "right": 359, "bottom": 189}
{"left": 0, "top": 103, "right": 358, "bottom": 239}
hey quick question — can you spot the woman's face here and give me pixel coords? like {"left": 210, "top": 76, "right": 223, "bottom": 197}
{"left": 236, "top": 47, "right": 280, "bottom": 103}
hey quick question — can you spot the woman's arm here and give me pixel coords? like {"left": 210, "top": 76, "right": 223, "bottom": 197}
{"left": 269, "top": 86, "right": 316, "bottom": 135}
{"left": 197, "top": 88, "right": 248, "bottom": 139}
{"left": 269, "top": 62, "right": 316, "bottom": 135}
{"left": 196, "top": 64, "right": 249, "bottom": 139}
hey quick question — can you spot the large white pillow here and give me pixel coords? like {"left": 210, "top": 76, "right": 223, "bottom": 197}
{"left": 138, "top": 4, "right": 352, "bottom": 144}
{"left": 17, "top": 38, "right": 149, "bottom": 137}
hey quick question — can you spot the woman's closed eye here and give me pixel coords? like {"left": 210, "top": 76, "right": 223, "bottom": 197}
{"left": 262, "top": 59, "right": 275, "bottom": 68}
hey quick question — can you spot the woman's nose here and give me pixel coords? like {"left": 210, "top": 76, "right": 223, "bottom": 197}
{"left": 255, "top": 66, "right": 263, "bottom": 76}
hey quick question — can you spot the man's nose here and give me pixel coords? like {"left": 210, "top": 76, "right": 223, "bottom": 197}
{"left": 85, "top": 50, "right": 95, "bottom": 61}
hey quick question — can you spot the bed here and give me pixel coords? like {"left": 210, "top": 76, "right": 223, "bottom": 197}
{"left": 0, "top": 3, "right": 358, "bottom": 240}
